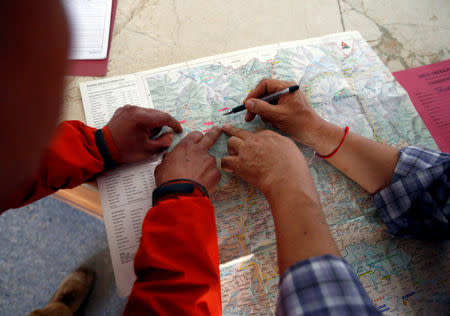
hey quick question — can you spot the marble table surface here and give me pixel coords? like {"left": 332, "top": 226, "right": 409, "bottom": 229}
{"left": 62, "top": 0, "right": 450, "bottom": 122}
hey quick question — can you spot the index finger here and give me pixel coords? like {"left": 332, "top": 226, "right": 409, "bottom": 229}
{"left": 244, "top": 78, "right": 295, "bottom": 102}
{"left": 199, "top": 126, "right": 222, "bottom": 149}
{"left": 137, "top": 109, "right": 183, "bottom": 133}
{"left": 222, "top": 124, "right": 252, "bottom": 139}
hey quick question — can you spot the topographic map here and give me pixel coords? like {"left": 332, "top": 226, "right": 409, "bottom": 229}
{"left": 81, "top": 31, "right": 449, "bottom": 314}
{"left": 141, "top": 32, "right": 449, "bottom": 315}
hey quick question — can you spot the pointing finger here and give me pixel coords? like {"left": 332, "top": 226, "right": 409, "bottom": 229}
{"left": 222, "top": 124, "right": 252, "bottom": 139}
{"left": 137, "top": 109, "right": 183, "bottom": 133}
{"left": 180, "top": 131, "right": 203, "bottom": 145}
{"left": 199, "top": 126, "right": 222, "bottom": 149}
{"left": 245, "top": 110, "right": 256, "bottom": 122}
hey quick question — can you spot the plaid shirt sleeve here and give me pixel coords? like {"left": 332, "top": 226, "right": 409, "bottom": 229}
{"left": 373, "top": 146, "right": 450, "bottom": 239}
{"left": 276, "top": 255, "right": 381, "bottom": 316}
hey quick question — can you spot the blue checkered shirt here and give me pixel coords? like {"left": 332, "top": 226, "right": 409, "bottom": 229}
{"left": 373, "top": 146, "right": 449, "bottom": 239}
{"left": 277, "top": 146, "right": 449, "bottom": 315}
{"left": 277, "top": 255, "right": 380, "bottom": 315}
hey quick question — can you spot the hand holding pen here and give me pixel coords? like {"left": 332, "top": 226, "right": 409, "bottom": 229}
{"left": 223, "top": 85, "right": 299, "bottom": 115}
{"left": 234, "top": 78, "right": 325, "bottom": 148}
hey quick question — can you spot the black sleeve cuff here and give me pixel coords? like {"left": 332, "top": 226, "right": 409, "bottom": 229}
{"left": 95, "top": 129, "right": 117, "bottom": 171}
{"left": 152, "top": 179, "right": 209, "bottom": 206}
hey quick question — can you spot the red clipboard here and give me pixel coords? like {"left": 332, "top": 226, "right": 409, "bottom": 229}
{"left": 66, "top": 0, "right": 118, "bottom": 77}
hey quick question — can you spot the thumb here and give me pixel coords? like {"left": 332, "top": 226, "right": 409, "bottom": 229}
{"left": 245, "top": 98, "right": 278, "bottom": 121}
{"left": 221, "top": 156, "right": 239, "bottom": 173}
{"left": 145, "top": 132, "right": 173, "bottom": 153}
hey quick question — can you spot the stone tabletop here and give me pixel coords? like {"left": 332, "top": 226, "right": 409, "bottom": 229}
{"left": 62, "top": 0, "right": 450, "bottom": 123}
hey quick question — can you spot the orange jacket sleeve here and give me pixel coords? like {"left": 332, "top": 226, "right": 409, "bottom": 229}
{"left": 123, "top": 195, "right": 222, "bottom": 316}
{"left": 0, "top": 120, "right": 119, "bottom": 213}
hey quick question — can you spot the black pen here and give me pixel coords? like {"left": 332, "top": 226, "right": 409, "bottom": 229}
{"left": 223, "top": 85, "right": 299, "bottom": 115}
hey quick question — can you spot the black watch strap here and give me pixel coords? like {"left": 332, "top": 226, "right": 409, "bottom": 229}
{"left": 95, "top": 129, "right": 117, "bottom": 171}
{"left": 152, "top": 179, "right": 208, "bottom": 206}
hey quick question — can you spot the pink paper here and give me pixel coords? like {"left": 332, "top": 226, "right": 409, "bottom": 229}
{"left": 393, "top": 60, "right": 450, "bottom": 152}
{"left": 66, "top": 0, "right": 118, "bottom": 77}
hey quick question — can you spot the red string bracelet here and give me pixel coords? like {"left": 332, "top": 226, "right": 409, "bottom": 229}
{"left": 315, "top": 126, "right": 349, "bottom": 159}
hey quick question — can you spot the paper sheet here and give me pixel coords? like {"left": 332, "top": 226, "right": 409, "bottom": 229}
{"left": 81, "top": 32, "right": 449, "bottom": 314}
{"left": 98, "top": 161, "right": 158, "bottom": 296}
{"left": 393, "top": 60, "right": 450, "bottom": 152}
{"left": 80, "top": 75, "right": 156, "bottom": 296}
{"left": 63, "top": 0, "right": 113, "bottom": 60}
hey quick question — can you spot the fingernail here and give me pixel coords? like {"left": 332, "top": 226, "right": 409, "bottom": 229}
{"left": 223, "top": 123, "right": 231, "bottom": 129}
{"left": 246, "top": 99, "right": 255, "bottom": 110}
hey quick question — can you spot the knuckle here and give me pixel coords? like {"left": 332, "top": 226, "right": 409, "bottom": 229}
{"left": 260, "top": 130, "right": 273, "bottom": 136}
{"left": 159, "top": 111, "right": 170, "bottom": 120}
{"left": 123, "top": 104, "right": 134, "bottom": 112}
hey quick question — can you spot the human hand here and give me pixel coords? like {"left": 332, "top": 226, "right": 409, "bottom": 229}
{"left": 221, "top": 124, "right": 310, "bottom": 197}
{"left": 155, "top": 127, "right": 222, "bottom": 192}
{"left": 244, "top": 78, "right": 328, "bottom": 149}
{"left": 107, "top": 105, "right": 182, "bottom": 164}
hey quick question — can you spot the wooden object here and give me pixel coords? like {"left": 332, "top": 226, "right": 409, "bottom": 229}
{"left": 52, "top": 182, "right": 103, "bottom": 219}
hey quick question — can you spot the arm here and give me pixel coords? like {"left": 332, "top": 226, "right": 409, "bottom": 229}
{"left": 267, "top": 183, "right": 339, "bottom": 274}
{"left": 0, "top": 121, "right": 111, "bottom": 212}
{"left": 1, "top": 106, "right": 182, "bottom": 214}
{"left": 243, "top": 78, "right": 400, "bottom": 194}
{"left": 373, "top": 147, "right": 450, "bottom": 239}
{"left": 221, "top": 125, "right": 339, "bottom": 274}
{"left": 244, "top": 78, "right": 449, "bottom": 239}
{"left": 306, "top": 122, "right": 400, "bottom": 194}
{"left": 124, "top": 127, "right": 223, "bottom": 315}
{"left": 123, "top": 188, "right": 221, "bottom": 316}
{"left": 221, "top": 125, "right": 380, "bottom": 315}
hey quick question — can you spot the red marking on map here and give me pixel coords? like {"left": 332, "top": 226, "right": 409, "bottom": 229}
{"left": 341, "top": 41, "right": 350, "bottom": 49}
{"left": 218, "top": 107, "right": 230, "bottom": 112}
{"left": 202, "top": 129, "right": 211, "bottom": 133}
{"left": 178, "top": 120, "right": 187, "bottom": 124}
{"left": 203, "top": 121, "right": 214, "bottom": 125}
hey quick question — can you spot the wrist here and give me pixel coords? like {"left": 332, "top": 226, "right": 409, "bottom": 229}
{"left": 261, "top": 164, "right": 322, "bottom": 214}
{"left": 264, "top": 179, "right": 323, "bottom": 218}
{"left": 95, "top": 127, "right": 120, "bottom": 171}
{"left": 263, "top": 180, "right": 299, "bottom": 205}
{"left": 262, "top": 176, "right": 309, "bottom": 206}
{"left": 302, "top": 121, "right": 343, "bottom": 155}
{"left": 101, "top": 126, "right": 120, "bottom": 163}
